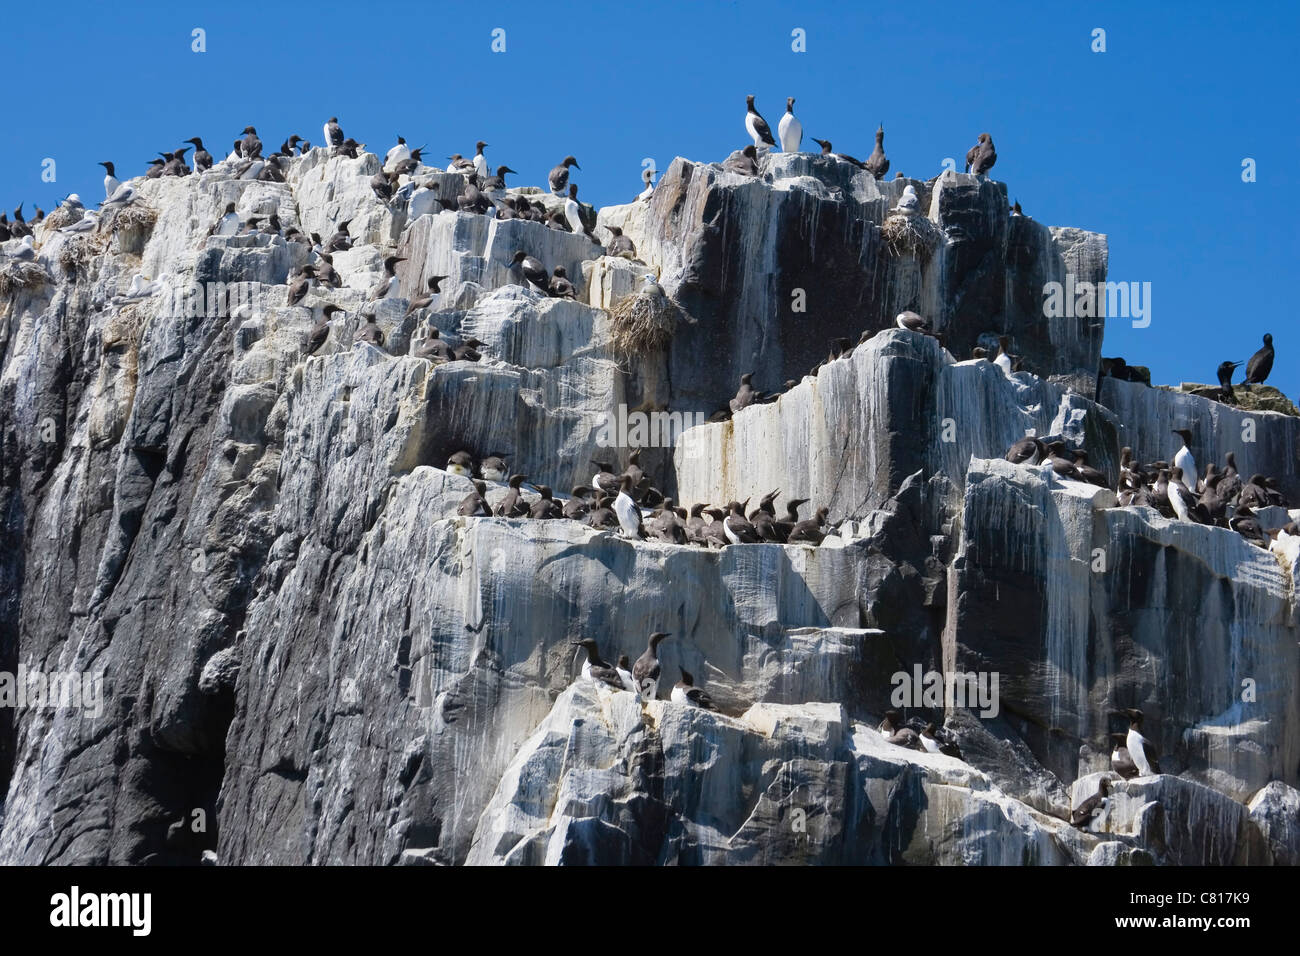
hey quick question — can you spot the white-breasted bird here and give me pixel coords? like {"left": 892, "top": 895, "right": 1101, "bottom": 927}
{"left": 777, "top": 97, "right": 802, "bottom": 152}
{"left": 1172, "top": 429, "right": 1198, "bottom": 492}
{"left": 614, "top": 475, "right": 644, "bottom": 539}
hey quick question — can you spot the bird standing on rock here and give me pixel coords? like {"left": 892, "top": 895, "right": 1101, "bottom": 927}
{"left": 965, "top": 133, "right": 996, "bottom": 176}
{"left": 864, "top": 125, "right": 889, "bottom": 179}
{"left": 671, "top": 668, "right": 717, "bottom": 709}
{"left": 1245, "top": 333, "right": 1274, "bottom": 384}
{"left": 548, "top": 155, "right": 580, "bottom": 194}
{"left": 633, "top": 632, "right": 670, "bottom": 699}
{"left": 744, "top": 95, "right": 776, "bottom": 149}
{"left": 777, "top": 97, "right": 802, "bottom": 152}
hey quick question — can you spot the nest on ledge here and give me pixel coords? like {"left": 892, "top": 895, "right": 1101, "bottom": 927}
{"left": 0, "top": 260, "right": 51, "bottom": 297}
{"left": 881, "top": 212, "right": 941, "bottom": 260}
{"left": 608, "top": 287, "right": 679, "bottom": 355}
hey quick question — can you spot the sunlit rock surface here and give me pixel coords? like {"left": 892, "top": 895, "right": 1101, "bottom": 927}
{"left": 0, "top": 143, "right": 1293, "bottom": 866}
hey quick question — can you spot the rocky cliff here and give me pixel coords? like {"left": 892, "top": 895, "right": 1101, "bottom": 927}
{"left": 0, "top": 142, "right": 1295, "bottom": 866}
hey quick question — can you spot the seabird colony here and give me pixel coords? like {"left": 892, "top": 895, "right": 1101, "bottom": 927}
{"left": 2, "top": 101, "right": 1288, "bottom": 821}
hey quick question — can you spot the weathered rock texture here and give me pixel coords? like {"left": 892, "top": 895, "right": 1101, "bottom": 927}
{"left": 0, "top": 144, "right": 1293, "bottom": 866}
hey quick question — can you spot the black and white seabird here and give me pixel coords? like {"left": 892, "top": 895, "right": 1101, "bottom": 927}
{"left": 209, "top": 202, "right": 240, "bottom": 238}
{"left": 632, "top": 632, "right": 670, "bottom": 699}
{"left": 471, "top": 141, "right": 489, "bottom": 179}
{"left": 562, "top": 486, "right": 593, "bottom": 520}
{"left": 548, "top": 267, "right": 576, "bottom": 299}
{"left": 777, "top": 97, "right": 802, "bottom": 152}
{"left": 810, "top": 139, "right": 864, "bottom": 167}
{"left": 590, "top": 460, "right": 619, "bottom": 497}
{"left": 722, "top": 501, "right": 761, "bottom": 544}
{"left": 548, "top": 156, "right": 580, "bottom": 195}
{"left": 457, "top": 480, "right": 491, "bottom": 517}
{"left": 1118, "top": 708, "right": 1160, "bottom": 776}
{"left": 722, "top": 145, "right": 759, "bottom": 176}
{"left": 994, "top": 336, "right": 1014, "bottom": 374}
{"left": 481, "top": 164, "right": 515, "bottom": 194}
{"left": 671, "top": 668, "right": 717, "bottom": 709}
{"left": 1005, "top": 436, "right": 1047, "bottom": 465}
{"left": 729, "top": 373, "right": 759, "bottom": 413}
{"left": 405, "top": 275, "right": 447, "bottom": 314}
{"left": 324, "top": 220, "right": 353, "bottom": 253}
{"left": 509, "top": 250, "right": 550, "bottom": 294}
{"left": 564, "top": 184, "right": 586, "bottom": 235}
{"left": 614, "top": 475, "right": 646, "bottom": 539}
{"left": 1167, "top": 467, "right": 1199, "bottom": 523}
{"left": 446, "top": 450, "right": 475, "bottom": 478}
{"left": 637, "top": 167, "right": 655, "bottom": 201}
{"left": 240, "top": 126, "right": 262, "bottom": 159}
{"left": 98, "top": 161, "right": 119, "bottom": 199}
{"left": 185, "top": 138, "right": 212, "bottom": 172}
{"left": 287, "top": 265, "right": 316, "bottom": 307}
{"left": 864, "top": 125, "right": 890, "bottom": 179}
{"left": 480, "top": 455, "right": 507, "bottom": 483}
{"left": 1172, "top": 429, "right": 1198, "bottom": 491}
{"left": 965, "top": 133, "right": 996, "bottom": 176}
{"left": 787, "top": 507, "right": 828, "bottom": 545}
{"left": 1070, "top": 778, "right": 1111, "bottom": 830}
{"left": 1245, "top": 333, "right": 1274, "bottom": 384}
{"left": 615, "top": 655, "right": 638, "bottom": 694}
{"left": 415, "top": 328, "right": 452, "bottom": 363}
{"left": 495, "top": 474, "right": 530, "bottom": 517}
{"left": 324, "top": 116, "right": 344, "bottom": 148}
{"left": 572, "top": 639, "right": 628, "bottom": 691}
{"left": 920, "top": 723, "right": 963, "bottom": 759}
{"left": 1109, "top": 732, "right": 1139, "bottom": 779}
{"left": 604, "top": 225, "right": 637, "bottom": 259}
{"left": 385, "top": 136, "right": 411, "bottom": 170}
{"left": 354, "top": 315, "right": 385, "bottom": 349}
{"left": 304, "top": 304, "right": 343, "bottom": 356}
{"left": 744, "top": 95, "right": 776, "bottom": 149}
{"left": 528, "top": 485, "right": 563, "bottom": 519}
{"left": 366, "top": 255, "right": 406, "bottom": 301}
{"left": 895, "top": 310, "right": 932, "bottom": 334}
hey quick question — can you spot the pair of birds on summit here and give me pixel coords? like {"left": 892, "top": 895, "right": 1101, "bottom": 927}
{"left": 450, "top": 449, "right": 832, "bottom": 548}
{"left": 1216, "top": 332, "right": 1275, "bottom": 398}
{"left": 738, "top": 95, "right": 995, "bottom": 180}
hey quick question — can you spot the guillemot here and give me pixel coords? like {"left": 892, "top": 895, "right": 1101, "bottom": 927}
{"left": 572, "top": 639, "right": 628, "bottom": 691}
{"left": 632, "top": 632, "right": 670, "bottom": 699}
{"left": 965, "top": 133, "right": 996, "bottom": 176}
{"left": 671, "top": 667, "right": 716, "bottom": 709}
{"left": 548, "top": 155, "right": 580, "bottom": 194}
{"left": 777, "top": 97, "right": 801, "bottom": 152}
{"left": 744, "top": 95, "right": 776, "bottom": 148}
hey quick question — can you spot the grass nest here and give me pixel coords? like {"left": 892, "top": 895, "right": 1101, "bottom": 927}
{"left": 609, "top": 287, "right": 678, "bottom": 354}
{"left": 881, "top": 212, "right": 941, "bottom": 260}
{"left": 56, "top": 233, "right": 109, "bottom": 276}
{"left": 0, "top": 260, "right": 51, "bottom": 297}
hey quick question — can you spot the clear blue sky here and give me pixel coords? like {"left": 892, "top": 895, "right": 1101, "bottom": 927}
{"left": 5, "top": 0, "right": 1296, "bottom": 397}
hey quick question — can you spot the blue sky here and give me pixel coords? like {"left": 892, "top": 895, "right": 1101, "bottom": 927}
{"left": 4, "top": 0, "right": 1296, "bottom": 396}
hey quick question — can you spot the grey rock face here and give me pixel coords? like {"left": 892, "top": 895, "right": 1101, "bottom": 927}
{"left": 0, "top": 141, "right": 1294, "bottom": 867}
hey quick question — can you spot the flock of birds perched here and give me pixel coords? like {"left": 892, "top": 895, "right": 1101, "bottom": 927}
{"left": 446, "top": 448, "right": 831, "bottom": 547}
{"left": 0, "top": 102, "right": 1285, "bottom": 840}
{"left": 1002, "top": 426, "right": 1293, "bottom": 548}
